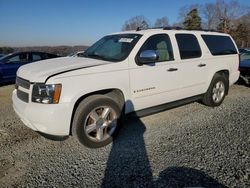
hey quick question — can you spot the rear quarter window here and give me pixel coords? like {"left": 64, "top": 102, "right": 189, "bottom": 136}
{"left": 32, "top": 53, "right": 42, "bottom": 61}
{"left": 201, "top": 35, "right": 237, "bottom": 56}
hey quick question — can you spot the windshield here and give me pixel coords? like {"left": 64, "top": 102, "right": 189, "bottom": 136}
{"left": 0, "top": 55, "right": 6, "bottom": 61}
{"left": 83, "top": 34, "right": 142, "bottom": 62}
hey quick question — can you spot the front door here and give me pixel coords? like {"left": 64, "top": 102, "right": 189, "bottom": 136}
{"left": 129, "top": 34, "right": 183, "bottom": 111}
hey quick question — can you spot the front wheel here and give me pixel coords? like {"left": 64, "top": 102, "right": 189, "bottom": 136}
{"left": 72, "top": 95, "right": 122, "bottom": 148}
{"left": 202, "top": 74, "right": 228, "bottom": 107}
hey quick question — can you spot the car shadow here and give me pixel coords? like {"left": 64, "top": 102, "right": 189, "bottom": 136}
{"left": 236, "top": 77, "right": 250, "bottom": 87}
{"left": 101, "top": 101, "right": 226, "bottom": 188}
{"left": 156, "top": 166, "right": 226, "bottom": 188}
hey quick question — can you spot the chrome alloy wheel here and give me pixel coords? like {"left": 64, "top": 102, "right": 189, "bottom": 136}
{"left": 212, "top": 81, "right": 225, "bottom": 103}
{"left": 84, "top": 106, "right": 118, "bottom": 142}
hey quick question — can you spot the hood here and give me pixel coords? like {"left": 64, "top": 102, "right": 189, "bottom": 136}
{"left": 17, "top": 57, "right": 110, "bottom": 82}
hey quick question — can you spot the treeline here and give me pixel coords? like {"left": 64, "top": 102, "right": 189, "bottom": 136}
{"left": 0, "top": 46, "right": 89, "bottom": 56}
{"left": 122, "top": 0, "right": 250, "bottom": 48}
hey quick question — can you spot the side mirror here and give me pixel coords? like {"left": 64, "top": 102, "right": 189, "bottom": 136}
{"left": 137, "top": 50, "right": 158, "bottom": 65}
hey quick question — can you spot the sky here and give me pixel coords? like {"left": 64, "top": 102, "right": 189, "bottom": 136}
{"left": 0, "top": 0, "right": 249, "bottom": 47}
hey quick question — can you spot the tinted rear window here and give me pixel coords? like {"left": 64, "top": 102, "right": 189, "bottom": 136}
{"left": 175, "top": 34, "right": 202, "bottom": 59}
{"left": 201, "top": 35, "right": 237, "bottom": 56}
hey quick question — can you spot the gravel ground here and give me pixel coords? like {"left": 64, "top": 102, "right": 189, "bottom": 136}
{"left": 0, "top": 84, "right": 249, "bottom": 187}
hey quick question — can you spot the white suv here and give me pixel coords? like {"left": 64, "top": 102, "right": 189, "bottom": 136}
{"left": 12, "top": 28, "right": 240, "bottom": 148}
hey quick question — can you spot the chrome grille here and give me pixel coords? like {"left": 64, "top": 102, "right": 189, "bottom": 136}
{"left": 16, "top": 77, "right": 30, "bottom": 103}
{"left": 17, "top": 89, "right": 29, "bottom": 103}
{"left": 16, "top": 77, "right": 30, "bottom": 89}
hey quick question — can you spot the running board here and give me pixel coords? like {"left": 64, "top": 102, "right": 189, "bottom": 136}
{"left": 131, "top": 94, "right": 203, "bottom": 117}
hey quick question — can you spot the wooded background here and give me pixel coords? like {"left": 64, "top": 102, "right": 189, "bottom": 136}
{"left": 122, "top": 0, "right": 250, "bottom": 48}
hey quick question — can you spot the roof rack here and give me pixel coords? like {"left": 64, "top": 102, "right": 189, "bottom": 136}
{"left": 163, "top": 26, "right": 183, "bottom": 30}
{"left": 135, "top": 26, "right": 221, "bottom": 33}
{"left": 136, "top": 27, "right": 141, "bottom": 31}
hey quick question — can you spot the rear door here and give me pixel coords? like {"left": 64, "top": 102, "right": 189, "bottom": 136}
{"left": 174, "top": 33, "right": 209, "bottom": 96}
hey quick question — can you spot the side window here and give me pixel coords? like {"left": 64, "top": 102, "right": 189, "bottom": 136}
{"left": 19, "top": 53, "right": 28, "bottom": 62}
{"left": 138, "top": 34, "right": 174, "bottom": 62}
{"left": 47, "top": 53, "right": 58, "bottom": 58}
{"left": 175, "top": 34, "right": 201, "bottom": 59}
{"left": 240, "top": 52, "right": 250, "bottom": 61}
{"left": 8, "top": 55, "right": 20, "bottom": 63}
{"left": 41, "top": 53, "right": 49, "bottom": 59}
{"left": 201, "top": 35, "right": 237, "bottom": 56}
{"left": 8, "top": 53, "right": 29, "bottom": 63}
{"left": 32, "top": 53, "right": 42, "bottom": 61}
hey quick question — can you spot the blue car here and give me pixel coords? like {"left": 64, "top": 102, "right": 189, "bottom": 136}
{"left": 0, "top": 52, "right": 59, "bottom": 84}
{"left": 239, "top": 51, "right": 250, "bottom": 85}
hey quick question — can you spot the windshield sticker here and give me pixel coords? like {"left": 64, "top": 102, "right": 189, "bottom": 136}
{"left": 119, "top": 38, "right": 134, "bottom": 43}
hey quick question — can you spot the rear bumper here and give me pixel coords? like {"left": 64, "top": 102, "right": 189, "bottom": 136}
{"left": 12, "top": 89, "right": 72, "bottom": 136}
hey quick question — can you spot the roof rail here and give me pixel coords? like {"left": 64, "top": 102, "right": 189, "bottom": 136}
{"left": 136, "top": 26, "right": 183, "bottom": 31}
{"left": 135, "top": 26, "right": 221, "bottom": 33}
{"left": 163, "top": 26, "right": 183, "bottom": 30}
{"left": 136, "top": 27, "right": 141, "bottom": 31}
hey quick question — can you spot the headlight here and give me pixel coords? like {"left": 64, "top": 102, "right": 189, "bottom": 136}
{"left": 32, "top": 84, "right": 62, "bottom": 104}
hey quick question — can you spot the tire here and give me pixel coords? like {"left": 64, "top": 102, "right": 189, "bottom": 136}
{"left": 72, "top": 95, "right": 122, "bottom": 148}
{"left": 202, "top": 74, "right": 228, "bottom": 107}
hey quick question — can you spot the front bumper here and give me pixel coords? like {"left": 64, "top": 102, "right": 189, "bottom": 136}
{"left": 12, "top": 89, "right": 72, "bottom": 136}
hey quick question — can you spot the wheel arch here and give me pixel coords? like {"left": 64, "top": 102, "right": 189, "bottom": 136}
{"left": 207, "top": 69, "right": 230, "bottom": 95}
{"left": 69, "top": 88, "right": 125, "bottom": 135}
{"left": 215, "top": 70, "right": 229, "bottom": 94}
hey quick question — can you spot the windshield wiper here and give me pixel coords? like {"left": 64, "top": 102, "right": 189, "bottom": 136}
{"left": 83, "top": 53, "right": 120, "bottom": 61}
{"left": 83, "top": 53, "right": 106, "bottom": 60}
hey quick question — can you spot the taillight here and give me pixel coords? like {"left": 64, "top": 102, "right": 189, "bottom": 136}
{"left": 238, "top": 53, "right": 240, "bottom": 70}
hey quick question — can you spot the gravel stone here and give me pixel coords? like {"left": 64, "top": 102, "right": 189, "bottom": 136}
{"left": 0, "top": 84, "right": 249, "bottom": 187}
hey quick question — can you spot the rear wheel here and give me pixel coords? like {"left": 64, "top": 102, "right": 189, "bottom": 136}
{"left": 202, "top": 74, "right": 228, "bottom": 107}
{"left": 72, "top": 95, "right": 122, "bottom": 148}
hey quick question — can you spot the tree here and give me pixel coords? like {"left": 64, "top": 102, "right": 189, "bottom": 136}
{"left": 236, "top": 13, "right": 250, "bottom": 48}
{"left": 122, "top": 16, "right": 150, "bottom": 31}
{"left": 154, "top": 17, "right": 169, "bottom": 28}
{"left": 178, "top": 4, "right": 202, "bottom": 24}
{"left": 203, "top": 3, "right": 218, "bottom": 29}
{"left": 216, "top": 16, "right": 231, "bottom": 33}
{"left": 178, "top": 1, "right": 250, "bottom": 47}
{"left": 0, "top": 47, "right": 14, "bottom": 54}
{"left": 183, "top": 8, "right": 202, "bottom": 30}
{"left": 215, "top": 0, "right": 239, "bottom": 33}
{"left": 231, "top": 23, "right": 248, "bottom": 48}
{"left": 202, "top": 0, "right": 248, "bottom": 31}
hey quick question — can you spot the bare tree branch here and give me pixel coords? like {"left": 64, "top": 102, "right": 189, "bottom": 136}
{"left": 122, "top": 16, "right": 150, "bottom": 31}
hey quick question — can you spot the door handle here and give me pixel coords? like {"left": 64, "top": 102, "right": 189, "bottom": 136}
{"left": 198, "top": 63, "right": 206, "bottom": 67}
{"left": 167, "top": 68, "right": 178, "bottom": 72}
